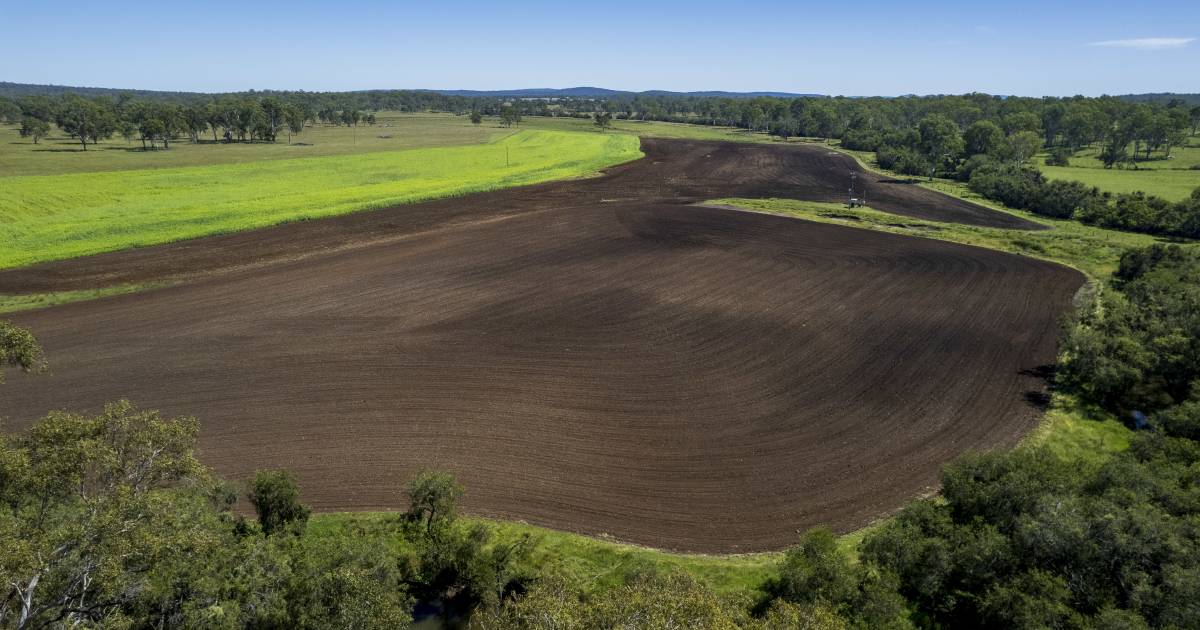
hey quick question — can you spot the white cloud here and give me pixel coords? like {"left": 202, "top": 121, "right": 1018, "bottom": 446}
{"left": 1087, "top": 37, "right": 1195, "bottom": 50}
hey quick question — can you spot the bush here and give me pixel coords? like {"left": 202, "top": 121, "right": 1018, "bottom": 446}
{"left": 967, "top": 162, "right": 1044, "bottom": 210}
{"left": 1061, "top": 245, "right": 1200, "bottom": 414}
{"left": 863, "top": 441, "right": 1200, "bottom": 628}
{"left": 1034, "top": 179, "right": 1105, "bottom": 219}
{"left": 1045, "top": 146, "right": 1073, "bottom": 166}
{"left": 876, "top": 144, "right": 930, "bottom": 176}
{"left": 954, "top": 153, "right": 995, "bottom": 182}
{"left": 250, "top": 469, "right": 312, "bottom": 536}
{"left": 841, "top": 127, "right": 883, "bottom": 151}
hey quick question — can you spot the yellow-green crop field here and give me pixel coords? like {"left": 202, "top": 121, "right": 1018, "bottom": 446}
{"left": 0, "top": 130, "right": 641, "bottom": 269}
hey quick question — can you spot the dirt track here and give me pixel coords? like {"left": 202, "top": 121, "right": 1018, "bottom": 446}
{"left": 0, "top": 139, "right": 1079, "bottom": 553}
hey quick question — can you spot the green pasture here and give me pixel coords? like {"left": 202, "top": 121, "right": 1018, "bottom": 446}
{"left": 1036, "top": 133, "right": 1200, "bottom": 201}
{"left": 0, "top": 112, "right": 507, "bottom": 176}
{"left": 1051, "top": 138, "right": 1200, "bottom": 171}
{"left": 1040, "top": 163, "right": 1199, "bottom": 201}
{"left": 0, "top": 129, "right": 641, "bottom": 269}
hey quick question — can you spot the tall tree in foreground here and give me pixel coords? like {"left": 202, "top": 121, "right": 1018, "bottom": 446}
{"left": 0, "top": 403, "right": 416, "bottom": 628}
{"left": 0, "top": 401, "right": 209, "bottom": 628}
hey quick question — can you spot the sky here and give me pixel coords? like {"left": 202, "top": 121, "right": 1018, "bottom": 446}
{"left": 1, "top": 0, "right": 1197, "bottom": 97}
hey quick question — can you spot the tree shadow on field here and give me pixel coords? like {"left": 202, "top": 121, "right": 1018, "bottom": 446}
{"left": 31, "top": 147, "right": 87, "bottom": 153}
{"left": 1019, "top": 364, "right": 1058, "bottom": 411}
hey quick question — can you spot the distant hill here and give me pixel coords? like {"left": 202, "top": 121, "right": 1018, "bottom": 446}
{"left": 0, "top": 81, "right": 202, "bottom": 100}
{"left": 426, "top": 87, "right": 822, "bottom": 99}
{"left": 2, "top": 82, "right": 1197, "bottom": 103}
{"left": 0, "top": 81, "right": 821, "bottom": 100}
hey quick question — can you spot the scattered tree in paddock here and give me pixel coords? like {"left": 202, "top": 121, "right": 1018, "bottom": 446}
{"left": 54, "top": 95, "right": 116, "bottom": 150}
{"left": 593, "top": 110, "right": 612, "bottom": 130}
{"left": 18, "top": 116, "right": 49, "bottom": 144}
{"left": 498, "top": 105, "right": 521, "bottom": 128}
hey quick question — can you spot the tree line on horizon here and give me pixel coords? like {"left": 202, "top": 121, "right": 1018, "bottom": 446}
{"left": 8, "top": 88, "right": 1200, "bottom": 243}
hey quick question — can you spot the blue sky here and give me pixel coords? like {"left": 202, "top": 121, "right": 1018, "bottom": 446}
{"left": 1, "top": 0, "right": 1196, "bottom": 96}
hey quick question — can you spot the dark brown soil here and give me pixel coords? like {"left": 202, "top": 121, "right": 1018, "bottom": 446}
{"left": 0, "top": 139, "right": 1078, "bottom": 553}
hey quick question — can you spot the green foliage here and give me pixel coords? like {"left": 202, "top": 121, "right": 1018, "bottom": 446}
{"left": 405, "top": 469, "right": 464, "bottom": 535}
{"left": 473, "top": 572, "right": 752, "bottom": 629}
{"left": 53, "top": 94, "right": 117, "bottom": 150}
{"left": 498, "top": 105, "right": 521, "bottom": 128}
{"left": 875, "top": 144, "right": 930, "bottom": 176}
{"left": 0, "top": 321, "right": 44, "bottom": 382}
{"left": 917, "top": 114, "right": 965, "bottom": 173}
{"left": 862, "top": 437, "right": 1200, "bottom": 628}
{"left": 1061, "top": 245, "right": 1200, "bottom": 415}
{"left": 772, "top": 529, "right": 858, "bottom": 605}
{"left": 0, "top": 403, "right": 420, "bottom": 627}
{"left": 250, "top": 469, "right": 312, "bottom": 536}
{"left": 964, "top": 119, "right": 1005, "bottom": 157}
{"left": 767, "top": 529, "right": 911, "bottom": 629}
{"left": 1046, "top": 146, "right": 1073, "bottom": 167}
{"left": 0, "top": 401, "right": 211, "bottom": 627}
{"left": 1005, "top": 130, "right": 1043, "bottom": 165}
{"left": 593, "top": 110, "right": 613, "bottom": 130}
{"left": 16, "top": 116, "right": 48, "bottom": 144}
{"left": 966, "top": 158, "right": 1200, "bottom": 237}
{"left": 396, "top": 471, "right": 536, "bottom": 618}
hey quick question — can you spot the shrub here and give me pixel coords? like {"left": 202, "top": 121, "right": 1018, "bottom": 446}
{"left": 841, "top": 127, "right": 883, "bottom": 151}
{"left": 876, "top": 144, "right": 930, "bottom": 176}
{"left": 1034, "top": 179, "right": 1105, "bottom": 219}
{"left": 1045, "top": 146, "right": 1072, "bottom": 166}
{"left": 250, "top": 469, "right": 311, "bottom": 536}
{"left": 967, "top": 162, "right": 1043, "bottom": 210}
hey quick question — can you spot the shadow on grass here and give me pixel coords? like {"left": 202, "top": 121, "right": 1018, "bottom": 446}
{"left": 1020, "top": 364, "right": 1059, "bottom": 411}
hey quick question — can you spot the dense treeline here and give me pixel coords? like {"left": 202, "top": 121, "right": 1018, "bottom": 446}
{"left": 1, "top": 93, "right": 358, "bottom": 150}
{"left": 967, "top": 164, "right": 1200, "bottom": 236}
